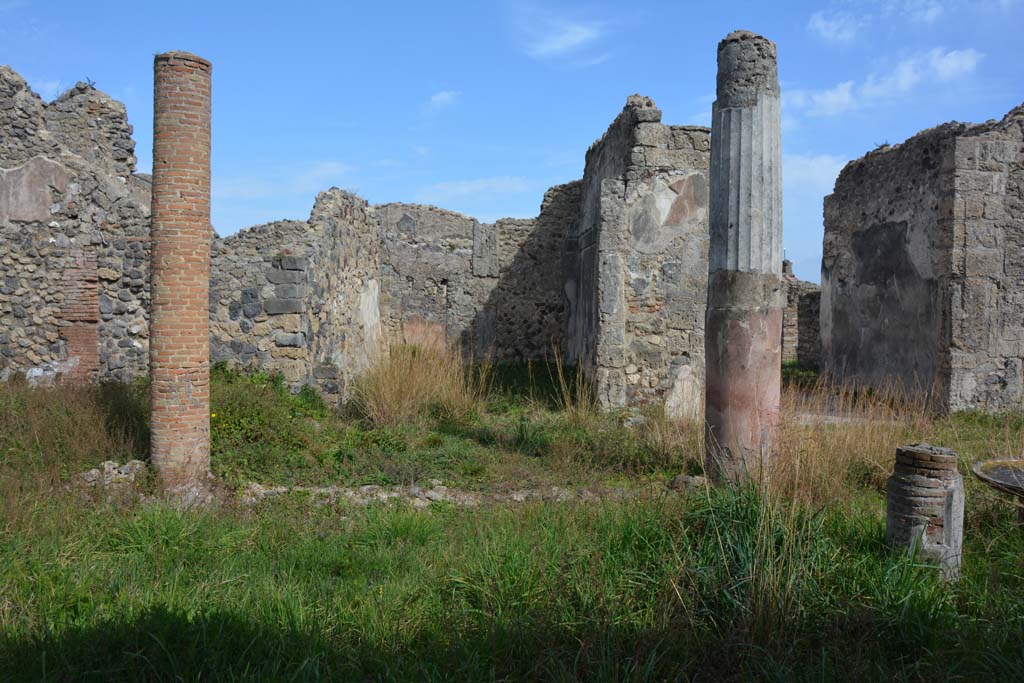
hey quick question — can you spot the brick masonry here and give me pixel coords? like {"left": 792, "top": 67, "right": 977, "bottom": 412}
{"left": 149, "top": 51, "right": 212, "bottom": 487}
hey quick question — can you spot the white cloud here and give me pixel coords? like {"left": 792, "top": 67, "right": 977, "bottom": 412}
{"left": 927, "top": 47, "right": 983, "bottom": 80}
{"left": 807, "top": 11, "right": 861, "bottom": 43}
{"left": 860, "top": 57, "right": 923, "bottom": 100}
{"left": 427, "top": 90, "right": 460, "bottom": 111}
{"left": 415, "top": 176, "right": 532, "bottom": 204}
{"left": 526, "top": 21, "right": 602, "bottom": 58}
{"left": 783, "top": 153, "right": 849, "bottom": 195}
{"left": 885, "top": 0, "right": 946, "bottom": 24}
{"left": 217, "top": 161, "right": 352, "bottom": 200}
{"left": 512, "top": 6, "right": 606, "bottom": 62}
{"left": 787, "top": 47, "right": 982, "bottom": 117}
{"left": 29, "top": 78, "right": 65, "bottom": 101}
{"left": 787, "top": 80, "right": 856, "bottom": 116}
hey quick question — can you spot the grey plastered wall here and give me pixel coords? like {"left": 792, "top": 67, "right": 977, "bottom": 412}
{"left": 821, "top": 102, "right": 1024, "bottom": 411}
{"left": 821, "top": 125, "right": 957, "bottom": 397}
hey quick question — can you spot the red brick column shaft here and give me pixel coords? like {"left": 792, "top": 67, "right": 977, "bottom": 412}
{"left": 150, "top": 51, "right": 212, "bottom": 488}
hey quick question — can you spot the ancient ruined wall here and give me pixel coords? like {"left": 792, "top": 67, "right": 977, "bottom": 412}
{"left": 822, "top": 102, "right": 1024, "bottom": 411}
{"left": 209, "top": 220, "right": 314, "bottom": 386}
{"left": 0, "top": 67, "right": 151, "bottom": 383}
{"left": 305, "top": 190, "right": 381, "bottom": 400}
{"left": 489, "top": 183, "right": 577, "bottom": 360}
{"left": 209, "top": 189, "right": 380, "bottom": 401}
{"left": 565, "top": 95, "right": 710, "bottom": 417}
{"left": 3, "top": 63, "right": 719, "bottom": 419}
{"left": 796, "top": 286, "right": 821, "bottom": 370}
{"left": 946, "top": 106, "right": 1024, "bottom": 411}
{"left": 782, "top": 261, "right": 821, "bottom": 369}
{"left": 375, "top": 196, "right": 570, "bottom": 361}
{"left": 376, "top": 203, "right": 483, "bottom": 349}
{"left": 821, "top": 124, "right": 957, "bottom": 396}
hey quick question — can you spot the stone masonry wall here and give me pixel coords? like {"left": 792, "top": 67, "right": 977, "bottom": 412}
{"left": 4, "top": 64, "right": 744, "bottom": 421}
{"left": 822, "top": 124, "right": 956, "bottom": 396}
{"left": 782, "top": 259, "right": 821, "bottom": 369}
{"left": 209, "top": 189, "right": 380, "bottom": 402}
{"left": 1, "top": 67, "right": 151, "bottom": 384}
{"left": 822, "top": 101, "right": 1024, "bottom": 411}
{"left": 946, "top": 105, "right": 1024, "bottom": 411}
{"left": 565, "top": 95, "right": 710, "bottom": 418}
{"left": 375, "top": 189, "right": 573, "bottom": 361}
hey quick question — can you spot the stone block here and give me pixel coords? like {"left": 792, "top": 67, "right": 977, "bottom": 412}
{"left": 266, "top": 268, "right": 305, "bottom": 284}
{"left": 278, "top": 255, "right": 307, "bottom": 271}
{"left": 274, "top": 331, "right": 305, "bottom": 347}
{"left": 275, "top": 284, "right": 305, "bottom": 299}
{"left": 263, "top": 298, "right": 303, "bottom": 315}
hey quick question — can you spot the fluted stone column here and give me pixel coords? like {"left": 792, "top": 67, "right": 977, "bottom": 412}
{"left": 150, "top": 51, "right": 213, "bottom": 490}
{"left": 705, "top": 31, "right": 784, "bottom": 484}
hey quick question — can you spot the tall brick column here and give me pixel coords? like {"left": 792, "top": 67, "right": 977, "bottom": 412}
{"left": 150, "top": 51, "right": 212, "bottom": 488}
{"left": 704, "top": 31, "right": 784, "bottom": 484}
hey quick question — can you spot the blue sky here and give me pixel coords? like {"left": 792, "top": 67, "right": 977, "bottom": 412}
{"left": 3, "top": 0, "right": 1022, "bottom": 281}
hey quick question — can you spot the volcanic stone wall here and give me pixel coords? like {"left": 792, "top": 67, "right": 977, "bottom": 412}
{"left": 822, "top": 102, "right": 1024, "bottom": 411}
{"left": 209, "top": 189, "right": 380, "bottom": 401}
{"left": 564, "top": 95, "right": 711, "bottom": 417}
{"left": 0, "top": 66, "right": 151, "bottom": 383}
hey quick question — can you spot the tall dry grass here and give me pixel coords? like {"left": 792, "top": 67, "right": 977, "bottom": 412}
{"left": 550, "top": 353, "right": 596, "bottom": 427}
{"left": 772, "top": 379, "right": 932, "bottom": 507}
{"left": 351, "top": 343, "right": 492, "bottom": 427}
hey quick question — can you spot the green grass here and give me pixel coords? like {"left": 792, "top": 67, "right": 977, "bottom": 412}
{"left": 204, "top": 362, "right": 692, "bottom": 490}
{"left": 3, "top": 366, "right": 1024, "bottom": 679}
{"left": 1, "top": 489, "right": 1022, "bottom": 680}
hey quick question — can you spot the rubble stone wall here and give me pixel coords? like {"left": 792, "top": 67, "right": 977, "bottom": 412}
{"left": 565, "top": 95, "right": 711, "bottom": 417}
{"left": 1, "top": 67, "right": 151, "bottom": 384}
{"left": 5, "top": 65, "right": 830, "bottom": 418}
{"left": 209, "top": 190, "right": 380, "bottom": 401}
{"left": 822, "top": 102, "right": 1024, "bottom": 411}
{"left": 946, "top": 107, "right": 1024, "bottom": 411}
{"left": 782, "top": 260, "right": 821, "bottom": 369}
{"left": 375, "top": 187, "right": 574, "bottom": 362}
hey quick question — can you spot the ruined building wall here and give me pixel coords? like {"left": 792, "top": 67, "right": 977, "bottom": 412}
{"left": 4, "top": 65, "right": 749, "bottom": 420}
{"left": 375, "top": 190, "right": 573, "bottom": 361}
{"left": 782, "top": 260, "right": 821, "bottom": 369}
{"left": 822, "top": 102, "right": 1024, "bottom": 411}
{"left": 946, "top": 107, "right": 1024, "bottom": 411}
{"left": 375, "top": 203, "right": 486, "bottom": 350}
{"left": 0, "top": 67, "right": 151, "bottom": 383}
{"left": 821, "top": 126, "right": 956, "bottom": 395}
{"left": 565, "top": 95, "right": 710, "bottom": 417}
{"left": 209, "top": 189, "right": 380, "bottom": 401}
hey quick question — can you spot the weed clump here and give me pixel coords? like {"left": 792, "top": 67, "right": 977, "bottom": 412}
{"left": 351, "top": 344, "right": 491, "bottom": 428}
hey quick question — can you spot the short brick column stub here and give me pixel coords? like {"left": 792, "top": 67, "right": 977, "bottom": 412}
{"left": 886, "top": 443, "right": 965, "bottom": 580}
